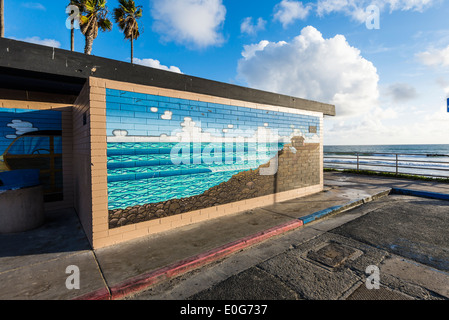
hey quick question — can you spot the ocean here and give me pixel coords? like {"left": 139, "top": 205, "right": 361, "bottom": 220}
{"left": 324, "top": 144, "right": 449, "bottom": 178}
{"left": 107, "top": 143, "right": 449, "bottom": 210}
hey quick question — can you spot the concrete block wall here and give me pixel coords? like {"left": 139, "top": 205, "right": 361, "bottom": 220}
{"left": 85, "top": 77, "right": 324, "bottom": 249}
{"left": 72, "top": 82, "right": 94, "bottom": 245}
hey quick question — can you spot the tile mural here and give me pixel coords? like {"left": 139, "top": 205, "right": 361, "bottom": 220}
{"left": 106, "top": 89, "right": 322, "bottom": 228}
{"left": 0, "top": 108, "right": 63, "bottom": 200}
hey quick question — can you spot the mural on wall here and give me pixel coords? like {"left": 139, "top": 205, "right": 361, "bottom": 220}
{"left": 106, "top": 89, "right": 321, "bottom": 228}
{"left": 0, "top": 109, "right": 63, "bottom": 201}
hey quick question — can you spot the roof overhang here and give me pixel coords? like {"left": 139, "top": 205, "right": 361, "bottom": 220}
{"left": 0, "top": 38, "right": 336, "bottom": 116}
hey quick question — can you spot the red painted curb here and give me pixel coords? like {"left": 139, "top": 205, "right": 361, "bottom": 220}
{"left": 72, "top": 287, "right": 111, "bottom": 301}
{"left": 73, "top": 219, "right": 303, "bottom": 300}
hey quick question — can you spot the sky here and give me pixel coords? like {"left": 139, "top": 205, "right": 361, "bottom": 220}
{"left": 3, "top": 0, "right": 449, "bottom": 146}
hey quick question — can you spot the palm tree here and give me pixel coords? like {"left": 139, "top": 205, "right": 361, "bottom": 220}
{"left": 79, "top": 0, "right": 112, "bottom": 55}
{"left": 1, "top": 0, "right": 5, "bottom": 38}
{"left": 113, "top": 0, "right": 143, "bottom": 64}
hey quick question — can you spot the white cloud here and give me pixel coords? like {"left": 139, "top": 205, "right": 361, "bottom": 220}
{"left": 386, "top": 0, "right": 436, "bottom": 12}
{"left": 21, "top": 2, "right": 46, "bottom": 11}
{"left": 416, "top": 44, "right": 449, "bottom": 67}
{"left": 6, "top": 120, "right": 38, "bottom": 139}
{"left": 161, "top": 111, "right": 173, "bottom": 120}
{"left": 133, "top": 58, "right": 183, "bottom": 74}
{"left": 316, "top": 0, "right": 437, "bottom": 23}
{"left": 274, "top": 0, "right": 312, "bottom": 28}
{"left": 150, "top": 0, "right": 226, "bottom": 48}
{"left": 241, "top": 40, "right": 271, "bottom": 59}
{"left": 241, "top": 17, "right": 267, "bottom": 35}
{"left": 237, "top": 26, "right": 380, "bottom": 118}
{"left": 424, "top": 105, "right": 449, "bottom": 122}
{"left": 12, "top": 36, "right": 61, "bottom": 48}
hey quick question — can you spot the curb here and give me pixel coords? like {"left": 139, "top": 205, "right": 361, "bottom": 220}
{"left": 298, "top": 188, "right": 392, "bottom": 224}
{"left": 73, "top": 189, "right": 391, "bottom": 300}
{"left": 391, "top": 188, "right": 449, "bottom": 201}
{"left": 73, "top": 219, "right": 303, "bottom": 300}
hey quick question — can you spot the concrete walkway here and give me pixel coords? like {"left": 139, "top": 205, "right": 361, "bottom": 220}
{"left": 0, "top": 172, "right": 447, "bottom": 300}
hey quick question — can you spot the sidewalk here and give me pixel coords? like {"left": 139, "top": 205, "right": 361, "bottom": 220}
{"left": 0, "top": 172, "right": 447, "bottom": 300}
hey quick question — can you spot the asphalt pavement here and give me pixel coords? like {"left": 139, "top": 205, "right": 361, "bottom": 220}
{"left": 133, "top": 194, "right": 448, "bottom": 300}
{"left": 1, "top": 171, "right": 448, "bottom": 301}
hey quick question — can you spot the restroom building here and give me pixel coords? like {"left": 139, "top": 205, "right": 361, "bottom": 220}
{"left": 0, "top": 38, "right": 335, "bottom": 249}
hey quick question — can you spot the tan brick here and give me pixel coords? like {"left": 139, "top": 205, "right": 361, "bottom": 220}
{"left": 91, "top": 149, "right": 107, "bottom": 157}
{"left": 217, "top": 202, "right": 234, "bottom": 213}
{"left": 90, "top": 86, "right": 106, "bottom": 95}
{"left": 90, "top": 108, "right": 106, "bottom": 116}
{"left": 89, "top": 77, "right": 106, "bottom": 88}
{"left": 90, "top": 115, "right": 106, "bottom": 124}
{"left": 121, "top": 228, "right": 150, "bottom": 242}
{"left": 104, "top": 80, "right": 136, "bottom": 92}
{"left": 90, "top": 135, "right": 107, "bottom": 143}
{"left": 91, "top": 128, "right": 107, "bottom": 135}
{"left": 160, "top": 214, "right": 183, "bottom": 225}
{"left": 92, "top": 221, "right": 109, "bottom": 233}
{"left": 190, "top": 213, "right": 210, "bottom": 223}
{"left": 92, "top": 229, "right": 109, "bottom": 239}
{"left": 148, "top": 222, "right": 172, "bottom": 235}
{"left": 91, "top": 175, "right": 108, "bottom": 185}
{"left": 171, "top": 218, "right": 190, "bottom": 229}
{"left": 96, "top": 233, "right": 123, "bottom": 246}
{"left": 92, "top": 202, "right": 108, "bottom": 213}
{"left": 199, "top": 206, "right": 218, "bottom": 216}
{"left": 180, "top": 210, "right": 201, "bottom": 221}
{"left": 108, "top": 223, "right": 136, "bottom": 236}
{"left": 136, "top": 218, "right": 161, "bottom": 229}
{"left": 90, "top": 93, "right": 106, "bottom": 103}
{"left": 92, "top": 237, "right": 116, "bottom": 249}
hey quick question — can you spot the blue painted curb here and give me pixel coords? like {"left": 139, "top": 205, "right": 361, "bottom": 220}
{"left": 391, "top": 188, "right": 449, "bottom": 201}
{"left": 298, "top": 189, "right": 393, "bottom": 225}
{"left": 299, "top": 205, "right": 344, "bottom": 224}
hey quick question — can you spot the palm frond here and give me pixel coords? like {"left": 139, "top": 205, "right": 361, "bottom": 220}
{"left": 113, "top": 0, "right": 142, "bottom": 41}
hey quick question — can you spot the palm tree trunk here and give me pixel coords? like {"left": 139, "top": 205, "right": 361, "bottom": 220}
{"left": 131, "top": 37, "right": 134, "bottom": 64}
{"left": 0, "top": 0, "right": 4, "bottom": 38}
{"left": 84, "top": 34, "right": 94, "bottom": 55}
{"left": 71, "top": 20, "right": 74, "bottom": 51}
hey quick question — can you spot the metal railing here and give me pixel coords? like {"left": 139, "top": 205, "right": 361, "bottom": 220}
{"left": 324, "top": 152, "right": 449, "bottom": 179}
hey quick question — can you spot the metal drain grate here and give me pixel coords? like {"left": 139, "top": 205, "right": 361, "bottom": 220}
{"left": 307, "top": 242, "right": 357, "bottom": 269}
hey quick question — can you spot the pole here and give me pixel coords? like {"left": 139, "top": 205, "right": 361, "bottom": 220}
{"left": 71, "top": 22, "right": 74, "bottom": 51}
{"left": 395, "top": 154, "right": 398, "bottom": 175}
{"left": 0, "top": 0, "right": 5, "bottom": 38}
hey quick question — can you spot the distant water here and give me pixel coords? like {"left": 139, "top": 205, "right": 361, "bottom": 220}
{"left": 324, "top": 144, "right": 449, "bottom": 178}
{"left": 324, "top": 144, "right": 449, "bottom": 156}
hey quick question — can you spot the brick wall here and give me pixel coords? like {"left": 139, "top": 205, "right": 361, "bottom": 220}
{"left": 84, "top": 77, "right": 324, "bottom": 249}
{"left": 72, "top": 82, "right": 94, "bottom": 245}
